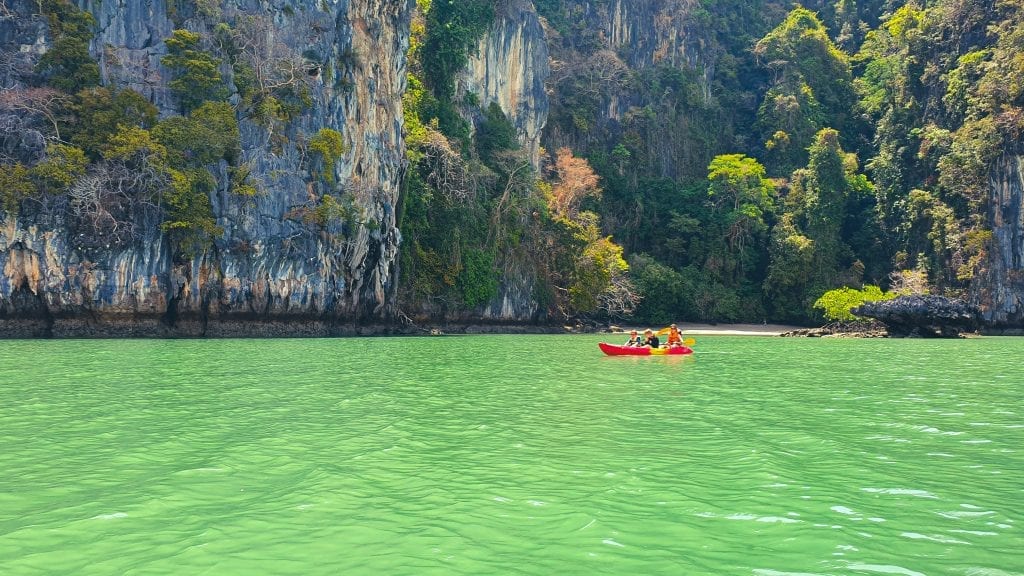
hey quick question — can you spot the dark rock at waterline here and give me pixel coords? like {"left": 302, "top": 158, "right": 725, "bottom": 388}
{"left": 852, "top": 295, "right": 980, "bottom": 338}
{"left": 780, "top": 320, "right": 888, "bottom": 338}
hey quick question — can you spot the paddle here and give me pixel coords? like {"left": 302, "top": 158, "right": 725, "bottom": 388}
{"left": 653, "top": 325, "right": 696, "bottom": 347}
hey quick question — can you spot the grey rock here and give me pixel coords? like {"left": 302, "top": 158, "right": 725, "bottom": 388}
{"left": 853, "top": 295, "right": 980, "bottom": 338}
{"left": 0, "top": 0, "right": 416, "bottom": 335}
{"left": 970, "top": 154, "right": 1024, "bottom": 329}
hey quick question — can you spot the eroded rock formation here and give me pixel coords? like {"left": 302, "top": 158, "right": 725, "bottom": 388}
{"left": 853, "top": 295, "right": 980, "bottom": 338}
{"left": 0, "top": 0, "right": 414, "bottom": 336}
{"left": 970, "top": 154, "right": 1024, "bottom": 333}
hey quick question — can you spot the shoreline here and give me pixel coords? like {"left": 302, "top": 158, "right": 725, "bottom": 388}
{"left": 610, "top": 323, "right": 803, "bottom": 337}
{"left": 0, "top": 317, "right": 805, "bottom": 339}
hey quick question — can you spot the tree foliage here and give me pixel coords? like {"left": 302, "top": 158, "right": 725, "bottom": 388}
{"left": 3, "top": 0, "right": 1022, "bottom": 328}
{"left": 814, "top": 285, "right": 895, "bottom": 322}
{"left": 0, "top": 164, "right": 37, "bottom": 213}
{"left": 34, "top": 0, "right": 100, "bottom": 92}
{"left": 755, "top": 8, "right": 856, "bottom": 176}
{"left": 307, "top": 128, "right": 346, "bottom": 184}
{"left": 162, "top": 29, "right": 229, "bottom": 113}
{"left": 420, "top": 0, "right": 494, "bottom": 98}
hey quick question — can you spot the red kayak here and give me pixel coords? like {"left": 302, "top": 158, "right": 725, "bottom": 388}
{"left": 599, "top": 342, "right": 693, "bottom": 356}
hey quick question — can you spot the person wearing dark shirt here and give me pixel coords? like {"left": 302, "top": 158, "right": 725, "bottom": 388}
{"left": 643, "top": 329, "right": 660, "bottom": 348}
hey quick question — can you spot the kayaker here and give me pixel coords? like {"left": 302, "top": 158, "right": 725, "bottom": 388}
{"left": 665, "top": 324, "right": 683, "bottom": 347}
{"left": 642, "top": 329, "right": 660, "bottom": 348}
{"left": 624, "top": 330, "right": 642, "bottom": 346}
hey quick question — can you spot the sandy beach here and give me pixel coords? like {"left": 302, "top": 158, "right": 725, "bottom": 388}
{"left": 614, "top": 323, "right": 803, "bottom": 336}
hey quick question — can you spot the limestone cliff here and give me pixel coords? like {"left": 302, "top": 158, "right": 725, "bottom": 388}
{"left": 460, "top": 0, "right": 549, "bottom": 166}
{"left": 971, "top": 154, "right": 1024, "bottom": 332}
{"left": 0, "top": 0, "right": 414, "bottom": 336}
{"left": 541, "top": 0, "right": 723, "bottom": 180}
{"left": 459, "top": 0, "right": 549, "bottom": 323}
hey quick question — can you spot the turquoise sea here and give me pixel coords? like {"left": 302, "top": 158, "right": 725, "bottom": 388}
{"left": 1, "top": 334, "right": 1021, "bottom": 575}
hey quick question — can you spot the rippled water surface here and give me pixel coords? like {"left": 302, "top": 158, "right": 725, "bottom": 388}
{"left": 1, "top": 335, "right": 1022, "bottom": 575}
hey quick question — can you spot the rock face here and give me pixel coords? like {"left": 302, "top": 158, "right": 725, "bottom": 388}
{"left": 461, "top": 0, "right": 549, "bottom": 166}
{"left": 607, "top": 0, "right": 704, "bottom": 71}
{"left": 853, "top": 295, "right": 981, "bottom": 338}
{"left": 541, "top": 0, "right": 718, "bottom": 178}
{"left": 456, "top": 0, "right": 550, "bottom": 324}
{"left": 0, "top": 0, "right": 415, "bottom": 336}
{"left": 970, "top": 154, "right": 1024, "bottom": 331}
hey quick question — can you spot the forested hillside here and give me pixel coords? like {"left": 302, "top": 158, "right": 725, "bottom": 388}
{"left": 518, "top": 0, "right": 1024, "bottom": 327}
{"left": 1, "top": 0, "right": 1022, "bottom": 334}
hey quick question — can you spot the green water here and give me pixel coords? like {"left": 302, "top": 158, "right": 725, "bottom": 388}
{"left": 0, "top": 335, "right": 1021, "bottom": 575}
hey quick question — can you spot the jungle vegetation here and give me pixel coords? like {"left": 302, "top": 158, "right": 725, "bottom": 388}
{"left": 533, "top": 0, "right": 1022, "bottom": 325}
{"left": 1, "top": 0, "right": 1021, "bottom": 326}
{"left": 399, "top": 0, "right": 635, "bottom": 321}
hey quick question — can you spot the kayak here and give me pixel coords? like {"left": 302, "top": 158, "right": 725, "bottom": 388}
{"left": 599, "top": 342, "right": 693, "bottom": 356}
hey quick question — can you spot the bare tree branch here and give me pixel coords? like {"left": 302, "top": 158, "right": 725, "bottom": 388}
{"left": 421, "top": 128, "right": 472, "bottom": 202}
{"left": 0, "top": 87, "right": 69, "bottom": 141}
{"left": 228, "top": 13, "right": 315, "bottom": 95}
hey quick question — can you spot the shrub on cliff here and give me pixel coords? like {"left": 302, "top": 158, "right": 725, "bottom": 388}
{"left": 162, "top": 29, "right": 229, "bottom": 113}
{"left": 0, "top": 164, "right": 37, "bottom": 214}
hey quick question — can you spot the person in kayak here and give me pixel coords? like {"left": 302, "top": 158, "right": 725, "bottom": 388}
{"left": 624, "top": 330, "right": 642, "bottom": 346}
{"left": 665, "top": 324, "right": 683, "bottom": 347}
{"left": 642, "top": 329, "right": 660, "bottom": 348}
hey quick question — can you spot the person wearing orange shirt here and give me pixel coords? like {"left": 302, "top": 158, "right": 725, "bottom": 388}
{"left": 665, "top": 324, "right": 683, "bottom": 347}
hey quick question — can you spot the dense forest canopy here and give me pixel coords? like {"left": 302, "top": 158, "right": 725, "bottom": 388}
{"left": 527, "top": 0, "right": 1024, "bottom": 325}
{"left": 1, "top": 0, "right": 1022, "bottom": 328}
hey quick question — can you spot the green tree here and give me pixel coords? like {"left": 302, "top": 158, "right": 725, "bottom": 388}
{"left": 629, "top": 254, "right": 692, "bottom": 324}
{"left": 814, "top": 285, "right": 895, "bottom": 322}
{"left": 707, "top": 154, "right": 775, "bottom": 266}
{"left": 35, "top": 0, "right": 101, "bottom": 92}
{"left": 152, "top": 102, "right": 240, "bottom": 168}
{"left": 420, "top": 0, "right": 495, "bottom": 98}
{"left": 763, "top": 213, "right": 817, "bottom": 322}
{"left": 457, "top": 248, "right": 499, "bottom": 308}
{"left": 755, "top": 8, "right": 856, "bottom": 175}
{"left": 476, "top": 102, "right": 518, "bottom": 166}
{"left": 30, "top": 143, "right": 88, "bottom": 193}
{"left": 161, "top": 29, "right": 229, "bottom": 112}
{"left": 64, "top": 87, "right": 158, "bottom": 160}
{"left": 103, "top": 125, "right": 170, "bottom": 167}
{"left": 162, "top": 168, "right": 223, "bottom": 260}
{"left": 307, "top": 128, "right": 346, "bottom": 185}
{"left": 0, "top": 164, "right": 38, "bottom": 214}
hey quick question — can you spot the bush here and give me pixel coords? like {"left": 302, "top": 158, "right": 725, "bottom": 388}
{"left": 308, "top": 128, "right": 346, "bottom": 184}
{"left": 0, "top": 164, "right": 38, "bottom": 214}
{"left": 30, "top": 144, "right": 88, "bottom": 193}
{"left": 813, "top": 285, "right": 895, "bottom": 322}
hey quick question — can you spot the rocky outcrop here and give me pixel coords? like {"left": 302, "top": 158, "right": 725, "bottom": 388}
{"left": 852, "top": 295, "right": 980, "bottom": 338}
{"left": 780, "top": 320, "right": 888, "bottom": 338}
{"left": 454, "top": 0, "right": 549, "bottom": 323}
{"left": 608, "top": 0, "right": 705, "bottom": 71}
{"left": 970, "top": 153, "right": 1024, "bottom": 331}
{"left": 461, "top": 0, "right": 549, "bottom": 165}
{"left": 0, "top": 0, "right": 414, "bottom": 336}
{"left": 541, "top": 0, "right": 719, "bottom": 179}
